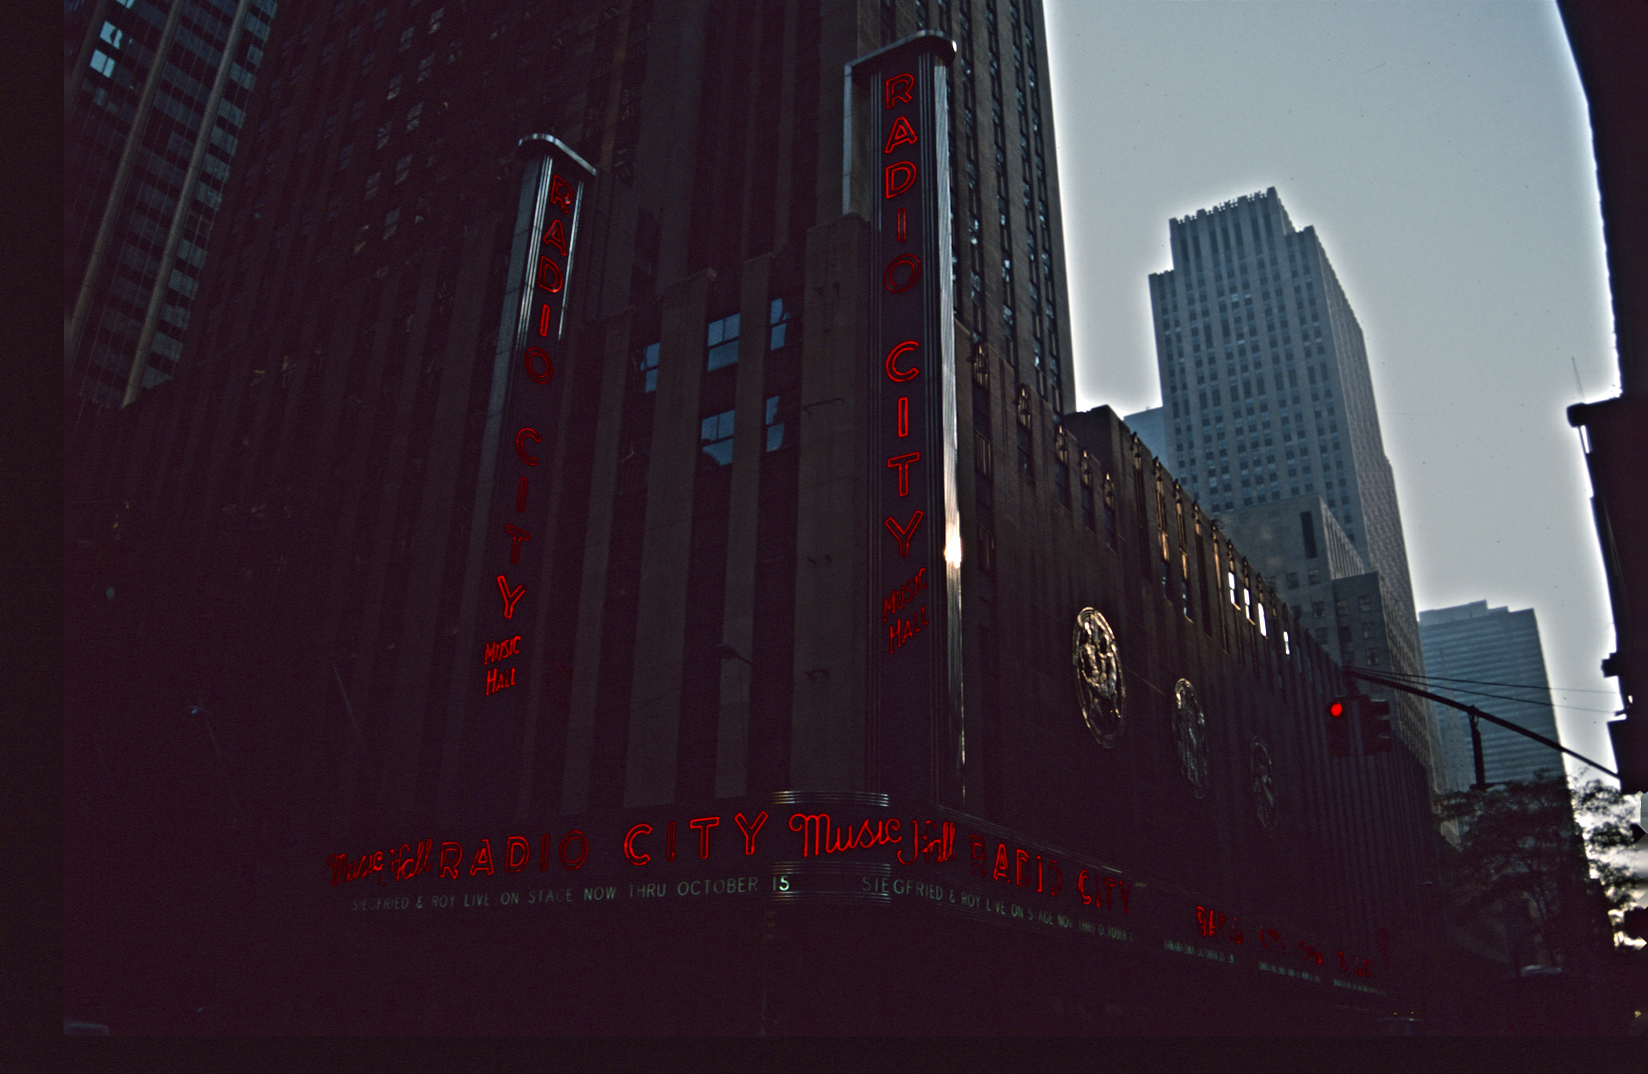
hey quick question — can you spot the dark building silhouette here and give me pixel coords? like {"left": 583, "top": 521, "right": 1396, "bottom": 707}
{"left": 65, "top": 0, "right": 275, "bottom": 413}
{"left": 67, "top": 0, "right": 1458, "bottom": 1034}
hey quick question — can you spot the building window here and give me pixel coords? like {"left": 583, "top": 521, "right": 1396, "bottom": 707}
{"left": 975, "top": 431, "right": 993, "bottom": 478}
{"left": 637, "top": 342, "right": 659, "bottom": 393}
{"left": 700, "top": 409, "right": 735, "bottom": 466}
{"left": 976, "top": 524, "right": 996, "bottom": 573}
{"left": 1336, "top": 599, "right": 1348, "bottom": 616}
{"left": 1358, "top": 594, "right": 1371, "bottom": 613}
{"left": 1306, "top": 568, "right": 1320, "bottom": 585}
{"left": 769, "top": 297, "right": 797, "bottom": 350}
{"left": 706, "top": 313, "right": 739, "bottom": 370}
{"left": 1312, "top": 601, "right": 1324, "bottom": 619}
{"left": 394, "top": 154, "right": 412, "bottom": 184}
{"left": 1054, "top": 431, "right": 1070, "bottom": 508}
{"left": 764, "top": 395, "right": 785, "bottom": 451}
{"left": 1285, "top": 571, "right": 1298, "bottom": 589}
{"left": 1366, "top": 650, "right": 1380, "bottom": 666}
{"left": 1102, "top": 472, "right": 1118, "bottom": 548}
{"left": 1016, "top": 386, "right": 1033, "bottom": 480}
{"left": 1362, "top": 622, "right": 1376, "bottom": 639}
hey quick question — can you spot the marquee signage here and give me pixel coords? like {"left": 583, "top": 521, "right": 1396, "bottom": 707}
{"left": 325, "top": 793, "right": 1386, "bottom": 993}
{"left": 851, "top": 32, "right": 962, "bottom": 803}
{"left": 478, "top": 135, "right": 595, "bottom": 705}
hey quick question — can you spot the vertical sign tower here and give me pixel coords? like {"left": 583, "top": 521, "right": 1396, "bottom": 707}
{"left": 850, "top": 34, "right": 962, "bottom": 805}
{"left": 478, "top": 136, "right": 595, "bottom": 714}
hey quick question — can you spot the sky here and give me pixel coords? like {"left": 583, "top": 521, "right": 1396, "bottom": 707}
{"left": 1042, "top": 0, "right": 1622, "bottom": 787}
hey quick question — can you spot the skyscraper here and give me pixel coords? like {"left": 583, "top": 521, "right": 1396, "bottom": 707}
{"left": 65, "top": 0, "right": 275, "bottom": 414}
{"left": 1147, "top": 188, "right": 1418, "bottom": 632}
{"left": 1420, "top": 601, "right": 1567, "bottom": 787}
{"left": 1142, "top": 190, "right": 1439, "bottom": 784}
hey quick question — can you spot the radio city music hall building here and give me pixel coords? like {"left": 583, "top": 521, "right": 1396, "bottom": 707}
{"left": 64, "top": 0, "right": 1457, "bottom": 1034}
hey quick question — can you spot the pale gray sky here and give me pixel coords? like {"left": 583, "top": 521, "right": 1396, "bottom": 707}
{"left": 1044, "top": 0, "right": 1621, "bottom": 784}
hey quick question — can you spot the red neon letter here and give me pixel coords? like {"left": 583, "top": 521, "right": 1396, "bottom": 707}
{"left": 897, "top": 396, "right": 909, "bottom": 437}
{"left": 504, "top": 835, "right": 531, "bottom": 873}
{"left": 886, "top": 452, "right": 920, "bottom": 496}
{"left": 624, "top": 823, "right": 652, "bottom": 866}
{"left": 884, "top": 510, "right": 924, "bottom": 558}
{"left": 469, "top": 838, "right": 495, "bottom": 876}
{"left": 543, "top": 217, "right": 567, "bottom": 255}
{"left": 1016, "top": 847, "right": 1030, "bottom": 886}
{"left": 523, "top": 345, "right": 554, "bottom": 383}
{"left": 538, "top": 303, "right": 553, "bottom": 337}
{"left": 734, "top": 811, "right": 768, "bottom": 855}
{"left": 515, "top": 427, "right": 541, "bottom": 465}
{"left": 883, "top": 254, "right": 922, "bottom": 293}
{"left": 539, "top": 832, "right": 554, "bottom": 871}
{"left": 438, "top": 842, "right": 464, "bottom": 879}
{"left": 884, "top": 73, "right": 915, "bottom": 109}
{"left": 884, "top": 339, "right": 920, "bottom": 381}
{"left": 884, "top": 114, "right": 918, "bottom": 153}
{"left": 548, "top": 173, "right": 574, "bottom": 214}
{"left": 536, "top": 256, "right": 564, "bottom": 293}
{"left": 688, "top": 815, "right": 720, "bottom": 859}
{"left": 496, "top": 575, "right": 526, "bottom": 619}
{"left": 516, "top": 475, "right": 529, "bottom": 513}
{"left": 504, "top": 523, "right": 531, "bottom": 564}
{"left": 993, "top": 843, "right": 1010, "bottom": 882}
{"left": 559, "top": 830, "right": 588, "bottom": 870}
{"left": 896, "top": 206, "right": 907, "bottom": 242}
{"left": 884, "top": 161, "right": 916, "bottom": 199}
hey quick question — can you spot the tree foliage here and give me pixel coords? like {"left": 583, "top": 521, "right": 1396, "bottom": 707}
{"left": 1436, "top": 775, "right": 1638, "bottom": 961}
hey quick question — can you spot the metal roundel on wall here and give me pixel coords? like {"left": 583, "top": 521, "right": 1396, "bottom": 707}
{"left": 1072, "top": 608, "right": 1125, "bottom": 749}
{"left": 1250, "top": 736, "right": 1278, "bottom": 833}
{"left": 1172, "top": 679, "right": 1211, "bottom": 799}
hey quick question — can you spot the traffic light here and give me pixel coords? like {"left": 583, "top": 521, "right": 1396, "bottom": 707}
{"left": 1329, "top": 697, "right": 1356, "bottom": 756}
{"left": 1360, "top": 696, "right": 1393, "bottom": 755}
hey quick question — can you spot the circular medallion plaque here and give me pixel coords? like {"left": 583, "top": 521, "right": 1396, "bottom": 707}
{"left": 1250, "top": 737, "right": 1278, "bottom": 832}
{"left": 1172, "top": 679, "right": 1210, "bottom": 798}
{"left": 1072, "top": 608, "right": 1124, "bottom": 749}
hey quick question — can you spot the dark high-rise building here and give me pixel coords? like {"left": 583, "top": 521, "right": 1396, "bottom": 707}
{"left": 1420, "top": 601, "right": 1567, "bottom": 787}
{"left": 1147, "top": 189, "right": 1419, "bottom": 634}
{"left": 67, "top": 0, "right": 1459, "bottom": 1034}
{"left": 65, "top": 0, "right": 275, "bottom": 413}
{"left": 1138, "top": 192, "right": 1439, "bottom": 790}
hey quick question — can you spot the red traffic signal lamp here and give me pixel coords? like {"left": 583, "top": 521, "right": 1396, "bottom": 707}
{"left": 1329, "top": 697, "right": 1357, "bottom": 757}
{"left": 1328, "top": 695, "right": 1392, "bottom": 757}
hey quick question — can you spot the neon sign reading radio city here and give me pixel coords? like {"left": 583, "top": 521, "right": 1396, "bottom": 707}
{"left": 483, "top": 137, "right": 591, "bottom": 698}
{"left": 880, "top": 69, "right": 928, "bottom": 656}
{"left": 327, "top": 808, "right": 1379, "bottom": 980}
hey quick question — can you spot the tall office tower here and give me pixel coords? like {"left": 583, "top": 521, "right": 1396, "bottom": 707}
{"left": 65, "top": 0, "right": 274, "bottom": 414}
{"left": 1147, "top": 189, "right": 1419, "bottom": 633}
{"left": 67, "top": 0, "right": 1451, "bottom": 1034}
{"left": 1420, "top": 601, "right": 1567, "bottom": 786}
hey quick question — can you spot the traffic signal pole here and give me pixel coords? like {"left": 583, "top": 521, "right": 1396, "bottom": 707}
{"left": 1342, "top": 668, "right": 1619, "bottom": 788}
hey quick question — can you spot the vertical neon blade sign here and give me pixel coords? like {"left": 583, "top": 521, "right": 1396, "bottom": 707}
{"left": 481, "top": 135, "right": 595, "bottom": 704}
{"left": 854, "top": 34, "right": 960, "bottom": 804}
